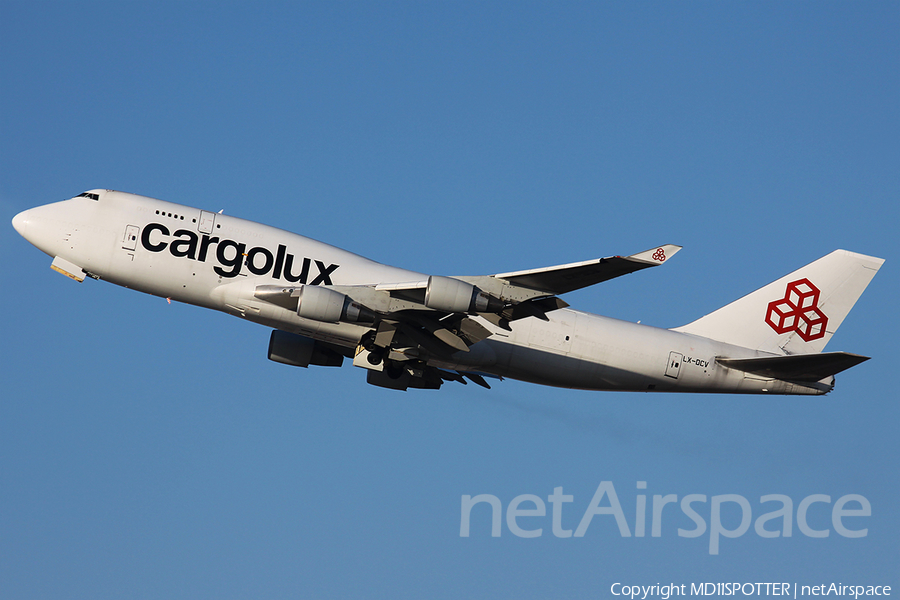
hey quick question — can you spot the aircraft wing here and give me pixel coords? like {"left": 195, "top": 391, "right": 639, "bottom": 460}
{"left": 257, "top": 243, "right": 682, "bottom": 351}
{"left": 491, "top": 244, "right": 682, "bottom": 295}
{"left": 255, "top": 243, "right": 681, "bottom": 366}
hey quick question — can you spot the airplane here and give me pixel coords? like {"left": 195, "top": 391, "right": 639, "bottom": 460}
{"left": 11, "top": 189, "right": 883, "bottom": 394}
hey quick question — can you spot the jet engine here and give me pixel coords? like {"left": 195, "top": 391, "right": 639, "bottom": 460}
{"left": 424, "top": 276, "right": 503, "bottom": 314}
{"left": 296, "top": 285, "right": 376, "bottom": 323}
{"left": 267, "top": 330, "right": 344, "bottom": 367}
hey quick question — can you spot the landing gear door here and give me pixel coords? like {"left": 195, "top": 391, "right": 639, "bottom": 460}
{"left": 665, "top": 351, "right": 683, "bottom": 379}
{"left": 198, "top": 211, "right": 216, "bottom": 234}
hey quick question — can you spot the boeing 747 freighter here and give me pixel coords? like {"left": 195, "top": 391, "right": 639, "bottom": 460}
{"left": 12, "top": 189, "right": 883, "bottom": 392}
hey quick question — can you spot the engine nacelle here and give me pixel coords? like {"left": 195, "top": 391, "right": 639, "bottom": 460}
{"left": 267, "top": 330, "right": 344, "bottom": 368}
{"left": 424, "top": 276, "right": 503, "bottom": 314}
{"left": 296, "top": 285, "right": 375, "bottom": 323}
{"left": 365, "top": 364, "right": 442, "bottom": 390}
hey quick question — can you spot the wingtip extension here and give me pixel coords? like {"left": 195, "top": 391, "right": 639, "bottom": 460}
{"left": 629, "top": 244, "right": 682, "bottom": 265}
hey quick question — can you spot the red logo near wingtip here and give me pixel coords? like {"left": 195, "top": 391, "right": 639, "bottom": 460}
{"left": 765, "top": 278, "right": 828, "bottom": 342}
{"left": 651, "top": 248, "right": 666, "bottom": 262}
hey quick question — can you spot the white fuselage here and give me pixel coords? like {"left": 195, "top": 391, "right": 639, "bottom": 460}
{"left": 12, "top": 191, "right": 831, "bottom": 395}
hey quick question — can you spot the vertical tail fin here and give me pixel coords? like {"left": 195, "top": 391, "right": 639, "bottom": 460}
{"left": 672, "top": 250, "right": 883, "bottom": 354}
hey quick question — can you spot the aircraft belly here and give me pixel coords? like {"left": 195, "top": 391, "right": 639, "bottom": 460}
{"left": 490, "top": 310, "right": 756, "bottom": 392}
{"left": 103, "top": 247, "right": 218, "bottom": 308}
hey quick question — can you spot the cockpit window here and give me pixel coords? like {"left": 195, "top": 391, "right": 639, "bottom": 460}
{"left": 77, "top": 192, "right": 100, "bottom": 201}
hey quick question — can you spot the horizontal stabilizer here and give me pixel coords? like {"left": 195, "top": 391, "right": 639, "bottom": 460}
{"left": 716, "top": 352, "right": 870, "bottom": 382}
{"left": 493, "top": 244, "right": 681, "bottom": 295}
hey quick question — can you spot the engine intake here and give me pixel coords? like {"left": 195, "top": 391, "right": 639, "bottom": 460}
{"left": 424, "top": 276, "right": 503, "bottom": 314}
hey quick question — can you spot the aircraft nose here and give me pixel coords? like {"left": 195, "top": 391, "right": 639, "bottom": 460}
{"left": 12, "top": 209, "right": 32, "bottom": 238}
{"left": 12, "top": 201, "right": 78, "bottom": 256}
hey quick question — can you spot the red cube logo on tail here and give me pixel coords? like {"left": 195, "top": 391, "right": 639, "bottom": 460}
{"left": 765, "top": 278, "right": 828, "bottom": 342}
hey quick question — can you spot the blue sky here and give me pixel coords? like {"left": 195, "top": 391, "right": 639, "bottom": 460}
{"left": 1, "top": 2, "right": 898, "bottom": 598}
